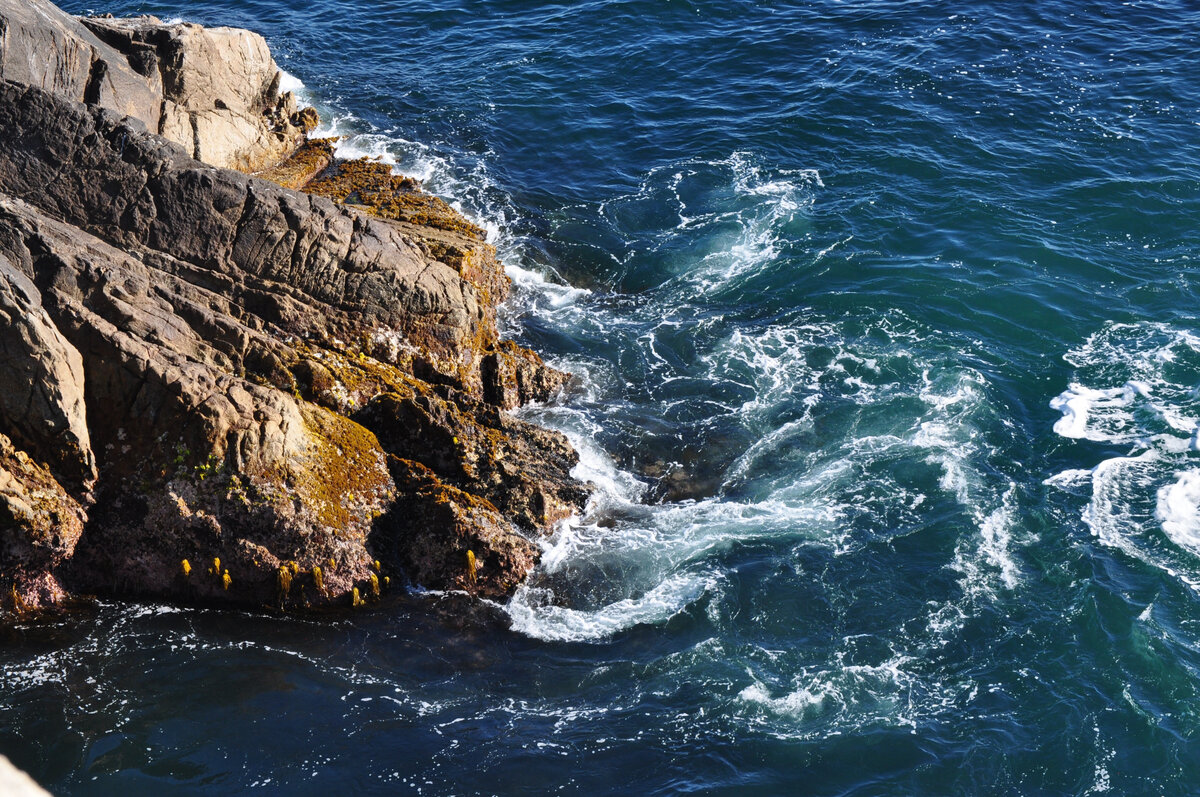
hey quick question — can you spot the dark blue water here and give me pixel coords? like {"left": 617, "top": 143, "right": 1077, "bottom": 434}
{"left": 9, "top": 0, "right": 1200, "bottom": 793}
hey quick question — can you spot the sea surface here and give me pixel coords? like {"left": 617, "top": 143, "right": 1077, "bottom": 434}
{"left": 7, "top": 0, "right": 1200, "bottom": 793}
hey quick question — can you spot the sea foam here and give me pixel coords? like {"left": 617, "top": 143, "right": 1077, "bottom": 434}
{"left": 1049, "top": 322, "right": 1200, "bottom": 585}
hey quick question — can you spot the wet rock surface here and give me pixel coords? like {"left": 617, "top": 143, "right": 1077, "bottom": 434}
{"left": 0, "top": 2, "right": 590, "bottom": 617}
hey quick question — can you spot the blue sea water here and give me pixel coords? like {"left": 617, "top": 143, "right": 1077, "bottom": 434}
{"left": 6, "top": 0, "right": 1200, "bottom": 793}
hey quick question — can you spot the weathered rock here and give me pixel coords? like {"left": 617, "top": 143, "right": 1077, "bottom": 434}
{"left": 0, "top": 194, "right": 396, "bottom": 608}
{"left": 81, "top": 15, "right": 309, "bottom": 171}
{"left": 377, "top": 459, "right": 541, "bottom": 601}
{"left": 0, "top": 254, "right": 95, "bottom": 490}
{"left": 247, "top": 341, "right": 586, "bottom": 596}
{"left": 0, "top": 79, "right": 494, "bottom": 388}
{"left": 0, "top": 68, "right": 589, "bottom": 609}
{"left": 0, "top": 0, "right": 161, "bottom": 123}
{"left": 307, "top": 158, "right": 488, "bottom": 240}
{"left": 0, "top": 432, "right": 86, "bottom": 612}
{"left": 483, "top": 339, "right": 573, "bottom": 409}
{"left": 257, "top": 137, "right": 337, "bottom": 190}
{"left": 0, "top": 0, "right": 307, "bottom": 173}
{"left": 359, "top": 388, "right": 587, "bottom": 533}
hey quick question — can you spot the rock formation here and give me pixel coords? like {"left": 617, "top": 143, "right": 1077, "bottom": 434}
{"left": 0, "top": 0, "right": 589, "bottom": 615}
{"left": 0, "top": 0, "right": 313, "bottom": 172}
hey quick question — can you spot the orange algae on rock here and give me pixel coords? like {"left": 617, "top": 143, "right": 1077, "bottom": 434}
{"left": 307, "top": 158, "right": 487, "bottom": 239}
{"left": 256, "top": 137, "right": 338, "bottom": 189}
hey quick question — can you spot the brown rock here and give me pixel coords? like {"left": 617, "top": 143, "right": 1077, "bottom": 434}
{"left": 378, "top": 459, "right": 541, "bottom": 600}
{"left": 0, "top": 433, "right": 86, "bottom": 613}
{"left": 359, "top": 388, "right": 587, "bottom": 533}
{"left": 0, "top": 7, "right": 591, "bottom": 613}
{"left": 483, "top": 339, "right": 573, "bottom": 409}
{"left": 257, "top": 137, "right": 337, "bottom": 190}
{"left": 0, "top": 193, "right": 402, "bottom": 606}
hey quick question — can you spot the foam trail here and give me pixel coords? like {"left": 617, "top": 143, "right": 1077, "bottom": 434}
{"left": 506, "top": 572, "right": 714, "bottom": 643}
{"left": 509, "top": 315, "right": 1026, "bottom": 641}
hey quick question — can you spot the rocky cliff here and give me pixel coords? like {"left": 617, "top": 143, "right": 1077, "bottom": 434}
{"left": 0, "top": 0, "right": 589, "bottom": 615}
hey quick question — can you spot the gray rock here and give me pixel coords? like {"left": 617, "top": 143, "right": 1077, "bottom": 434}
{"left": 0, "top": 79, "right": 491, "bottom": 383}
{"left": 0, "top": 0, "right": 306, "bottom": 172}
{"left": 83, "top": 15, "right": 309, "bottom": 171}
{"left": 0, "top": 0, "right": 161, "bottom": 122}
{"left": 0, "top": 254, "right": 95, "bottom": 490}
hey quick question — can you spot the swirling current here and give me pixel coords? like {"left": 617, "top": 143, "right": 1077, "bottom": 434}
{"left": 7, "top": 0, "right": 1200, "bottom": 793}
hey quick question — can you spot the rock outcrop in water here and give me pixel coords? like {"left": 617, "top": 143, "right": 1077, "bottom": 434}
{"left": 0, "top": 0, "right": 589, "bottom": 615}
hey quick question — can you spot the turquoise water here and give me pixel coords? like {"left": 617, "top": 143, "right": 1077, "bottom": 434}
{"left": 8, "top": 0, "right": 1200, "bottom": 793}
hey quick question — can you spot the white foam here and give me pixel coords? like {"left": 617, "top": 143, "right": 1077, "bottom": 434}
{"left": 1157, "top": 470, "right": 1200, "bottom": 554}
{"left": 977, "top": 487, "right": 1020, "bottom": 590}
{"left": 506, "top": 262, "right": 591, "bottom": 309}
{"left": 913, "top": 368, "right": 1025, "bottom": 596}
{"left": 307, "top": 111, "right": 517, "bottom": 251}
{"left": 1043, "top": 468, "right": 1095, "bottom": 490}
{"left": 736, "top": 654, "right": 940, "bottom": 732}
{"left": 738, "top": 680, "right": 839, "bottom": 719}
{"left": 684, "top": 155, "right": 819, "bottom": 292}
{"left": 506, "top": 571, "right": 714, "bottom": 642}
{"left": 1049, "top": 322, "right": 1200, "bottom": 585}
{"left": 1082, "top": 451, "right": 1159, "bottom": 544}
{"left": 509, "top": 314, "right": 1027, "bottom": 641}
{"left": 277, "top": 69, "right": 306, "bottom": 95}
{"left": 1050, "top": 380, "right": 1155, "bottom": 442}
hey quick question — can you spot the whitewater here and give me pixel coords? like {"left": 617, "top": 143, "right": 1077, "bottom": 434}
{"left": 6, "top": 0, "right": 1200, "bottom": 793}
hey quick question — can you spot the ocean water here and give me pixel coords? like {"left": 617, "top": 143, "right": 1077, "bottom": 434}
{"left": 7, "top": 0, "right": 1200, "bottom": 793}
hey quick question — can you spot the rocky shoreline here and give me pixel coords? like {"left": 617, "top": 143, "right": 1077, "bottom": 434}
{"left": 0, "top": 0, "right": 590, "bottom": 615}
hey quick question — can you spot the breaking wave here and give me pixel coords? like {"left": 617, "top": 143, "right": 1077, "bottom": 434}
{"left": 1048, "top": 322, "right": 1200, "bottom": 587}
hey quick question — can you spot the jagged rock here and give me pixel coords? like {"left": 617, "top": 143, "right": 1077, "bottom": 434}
{"left": 0, "top": 63, "right": 589, "bottom": 609}
{"left": 248, "top": 342, "right": 586, "bottom": 596}
{"left": 483, "top": 339, "right": 572, "bottom": 409}
{"left": 0, "top": 79, "right": 497, "bottom": 388}
{"left": 0, "top": 194, "right": 396, "bottom": 608}
{"left": 377, "top": 459, "right": 540, "bottom": 601}
{"left": 359, "top": 388, "right": 587, "bottom": 533}
{"left": 0, "top": 0, "right": 161, "bottom": 123}
{"left": 81, "top": 15, "right": 309, "bottom": 171}
{"left": 0, "top": 0, "right": 307, "bottom": 173}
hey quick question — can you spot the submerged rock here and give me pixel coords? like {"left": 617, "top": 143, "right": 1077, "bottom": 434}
{"left": 0, "top": 1, "right": 590, "bottom": 617}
